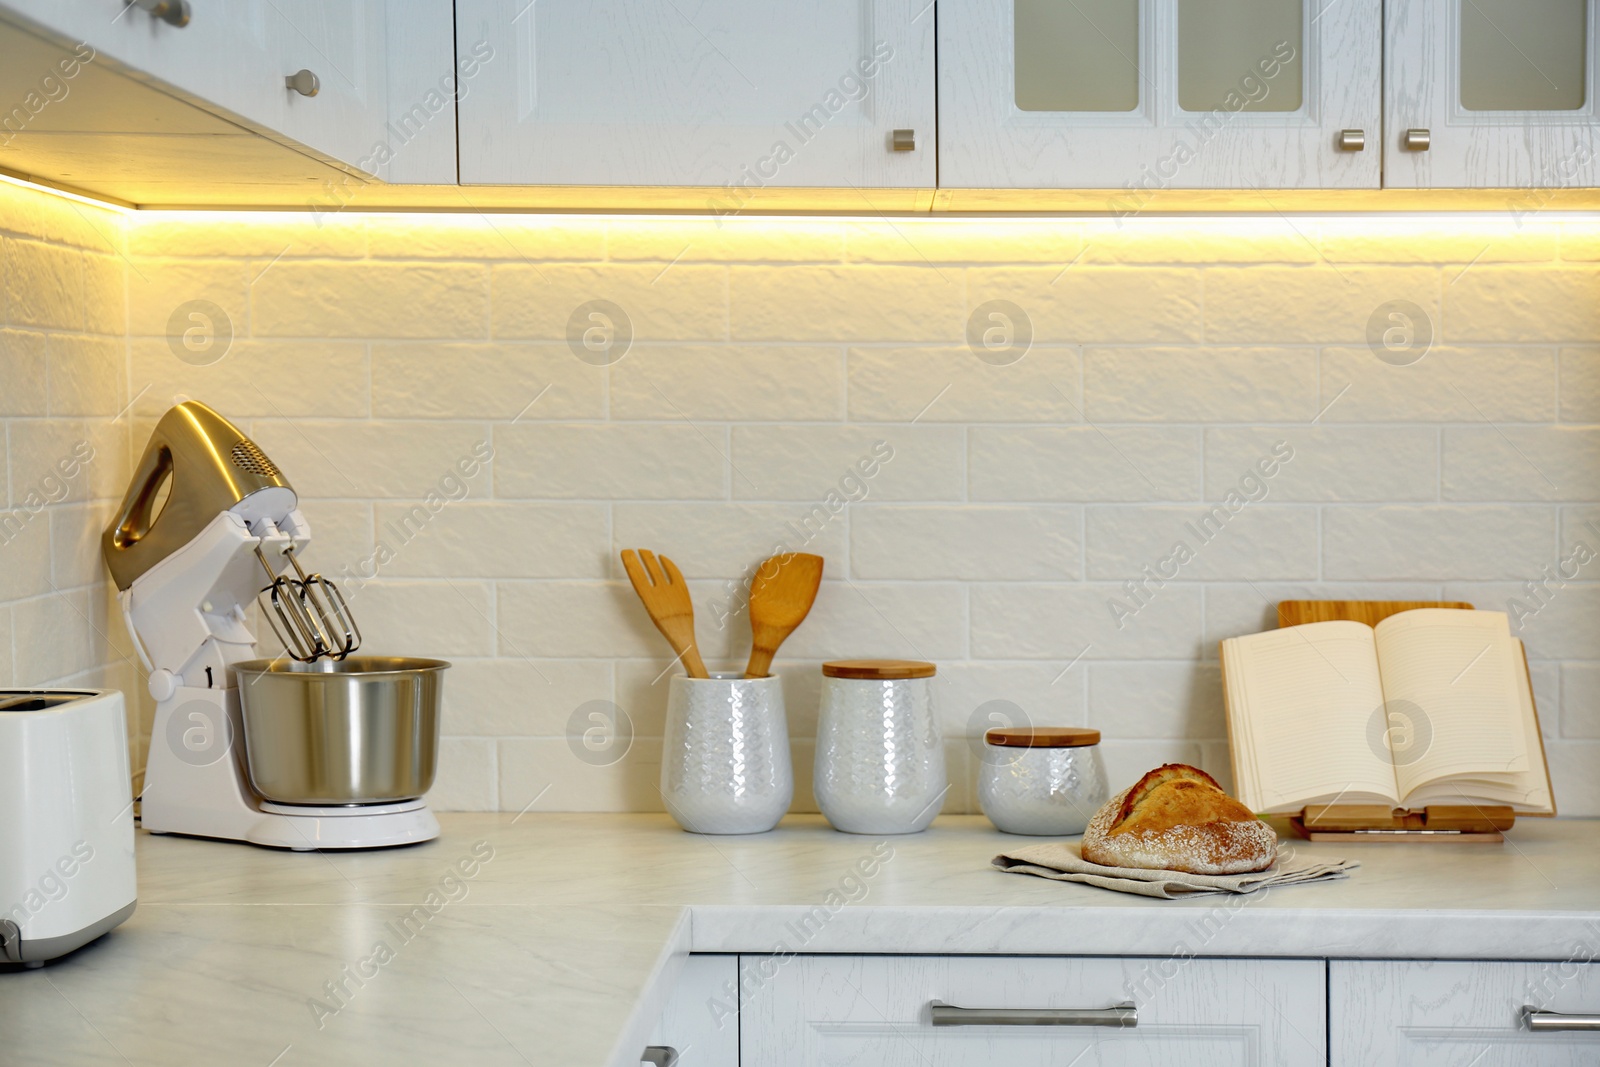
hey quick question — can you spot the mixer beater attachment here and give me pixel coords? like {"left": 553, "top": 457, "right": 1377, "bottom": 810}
{"left": 255, "top": 545, "right": 362, "bottom": 663}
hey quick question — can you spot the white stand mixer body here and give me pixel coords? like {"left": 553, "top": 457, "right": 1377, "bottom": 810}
{"left": 126, "top": 510, "right": 438, "bottom": 851}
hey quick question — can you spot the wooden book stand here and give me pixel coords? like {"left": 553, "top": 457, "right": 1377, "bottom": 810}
{"left": 1256, "top": 601, "right": 1553, "bottom": 844}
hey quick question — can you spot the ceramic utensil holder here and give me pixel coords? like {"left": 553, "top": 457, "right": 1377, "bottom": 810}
{"left": 978, "top": 727, "right": 1108, "bottom": 836}
{"left": 661, "top": 673, "right": 792, "bottom": 835}
{"left": 813, "top": 660, "right": 945, "bottom": 834}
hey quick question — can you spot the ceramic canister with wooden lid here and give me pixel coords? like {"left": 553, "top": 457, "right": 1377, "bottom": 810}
{"left": 978, "top": 727, "right": 1108, "bottom": 836}
{"left": 813, "top": 659, "right": 945, "bottom": 835}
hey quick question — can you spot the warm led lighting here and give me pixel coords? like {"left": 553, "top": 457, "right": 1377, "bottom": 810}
{"left": 0, "top": 170, "right": 130, "bottom": 212}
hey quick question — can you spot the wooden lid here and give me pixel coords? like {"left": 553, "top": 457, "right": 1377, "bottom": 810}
{"left": 821, "top": 659, "right": 936, "bottom": 680}
{"left": 984, "top": 727, "right": 1101, "bottom": 748}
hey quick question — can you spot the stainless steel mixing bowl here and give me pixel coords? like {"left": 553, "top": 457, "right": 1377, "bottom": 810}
{"left": 233, "top": 657, "right": 448, "bottom": 805}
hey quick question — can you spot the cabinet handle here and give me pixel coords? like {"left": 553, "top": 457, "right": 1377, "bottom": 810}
{"left": 640, "top": 1047, "right": 678, "bottom": 1066}
{"left": 930, "top": 1001, "right": 1137, "bottom": 1028}
{"left": 1404, "top": 128, "right": 1431, "bottom": 151}
{"left": 1524, "top": 1007, "right": 1600, "bottom": 1032}
{"left": 127, "top": 0, "right": 190, "bottom": 27}
{"left": 285, "top": 69, "right": 321, "bottom": 97}
{"left": 1336, "top": 129, "right": 1366, "bottom": 152}
{"left": 891, "top": 129, "right": 915, "bottom": 152}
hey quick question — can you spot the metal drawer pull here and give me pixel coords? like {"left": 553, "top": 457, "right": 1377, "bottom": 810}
{"left": 1404, "top": 128, "right": 1431, "bottom": 151}
{"left": 1524, "top": 1007, "right": 1600, "bottom": 1032}
{"left": 640, "top": 1047, "right": 678, "bottom": 1067}
{"left": 1337, "top": 129, "right": 1366, "bottom": 151}
{"left": 127, "top": 0, "right": 190, "bottom": 27}
{"left": 286, "top": 69, "right": 321, "bottom": 97}
{"left": 930, "top": 1001, "right": 1137, "bottom": 1028}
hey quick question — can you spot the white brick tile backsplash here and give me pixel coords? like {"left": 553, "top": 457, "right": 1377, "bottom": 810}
{"left": 730, "top": 265, "right": 964, "bottom": 342}
{"left": 1321, "top": 346, "right": 1556, "bottom": 423}
{"left": 1444, "top": 583, "right": 1600, "bottom": 661}
{"left": 1325, "top": 507, "right": 1555, "bottom": 580}
{"left": 612, "top": 502, "right": 849, "bottom": 579}
{"left": 132, "top": 339, "right": 371, "bottom": 419}
{"left": 1446, "top": 267, "right": 1600, "bottom": 342}
{"left": 847, "top": 346, "right": 1083, "bottom": 423}
{"left": 1205, "top": 426, "right": 1438, "bottom": 501}
{"left": 609, "top": 344, "right": 843, "bottom": 421}
{"left": 968, "top": 267, "right": 1203, "bottom": 343}
{"left": 1560, "top": 348, "right": 1600, "bottom": 422}
{"left": 249, "top": 420, "right": 493, "bottom": 499}
{"left": 371, "top": 342, "right": 603, "bottom": 420}
{"left": 731, "top": 425, "right": 958, "bottom": 501}
{"left": 373, "top": 502, "right": 608, "bottom": 579}
{"left": 444, "top": 658, "right": 613, "bottom": 737}
{"left": 1560, "top": 662, "right": 1600, "bottom": 739}
{"left": 8, "top": 176, "right": 1600, "bottom": 813}
{"left": 1086, "top": 505, "right": 1319, "bottom": 581}
{"left": 1089, "top": 662, "right": 1226, "bottom": 740}
{"left": 969, "top": 426, "right": 1199, "bottom": 502}
{"left": 1444, "top": 427, "right": 1600, "bottom": 501}
{"left": 851, "top": 505, "right": 1081, "bottom": 580}
{"left": 495, "top": 424, "right": 728, "bottom": 500}
{"left": 1205, "top": 266, "right": 1440, "bottom": 344}
{"left": 1084, "top": 347, "right": 1316, "bottom": 422}
{"left": 971, "top": 583, "right": 1204, "bottom": 660}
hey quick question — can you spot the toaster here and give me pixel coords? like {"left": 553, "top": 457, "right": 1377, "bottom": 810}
{"left": 0, "top": 690, "right": 137, "bottom": 966}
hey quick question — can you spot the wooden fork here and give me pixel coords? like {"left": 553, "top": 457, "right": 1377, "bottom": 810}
{"left": 620, "top": 549, "right": 709, "bottom": 679}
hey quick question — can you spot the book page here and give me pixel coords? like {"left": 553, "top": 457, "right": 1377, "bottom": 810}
{"left": 1402, "top": 639, "right": 1555, "bottom": 813}
{"left": 1372, "top": 609, "right": 1525, "bottom": 801}
{"left": 1222, "top": 621, "right": 1398, "bottom": 813}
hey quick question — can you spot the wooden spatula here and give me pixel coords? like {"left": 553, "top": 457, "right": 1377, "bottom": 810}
{"left": 621, "top": 549, "right": 709, "bottom": 679}
{"left": 743, "top": 553, "right": 824, "bottom": 679}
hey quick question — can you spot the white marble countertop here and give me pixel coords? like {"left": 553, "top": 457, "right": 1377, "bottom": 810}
{"left": 8, "top": 813, "right": 1599, "bottom": 1066}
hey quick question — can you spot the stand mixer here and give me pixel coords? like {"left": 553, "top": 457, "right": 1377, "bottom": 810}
{"left": 104, "top": 401, "right": 444, "bottom": 850}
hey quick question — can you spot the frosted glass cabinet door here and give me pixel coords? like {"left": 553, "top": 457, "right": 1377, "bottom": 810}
{"left": 1386, "top": 0, "right": 1600, "bottom": 188}
{"left": 939, "top": 0, "right": 1382, "bottom": 190}
{"left": 454, "top": 0, "right": 936, "bottom": 188}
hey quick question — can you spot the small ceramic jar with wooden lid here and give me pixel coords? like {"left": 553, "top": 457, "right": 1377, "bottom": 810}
{"left": 979, "top": 727, "right": 1108, "bottom": 836}
{"left": 814, "top": 660, "right": 945, "bottom": 835}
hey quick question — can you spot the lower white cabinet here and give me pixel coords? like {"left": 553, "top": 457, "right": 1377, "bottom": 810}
{"left": 1332, "top": 960, "right": 1600, "bottom": 1065}
{"left": 649, "top": 954, "right": 740, "bottom": 1067}
{"left": 738, "top": 955, "right": 1326, "bottom": 1066}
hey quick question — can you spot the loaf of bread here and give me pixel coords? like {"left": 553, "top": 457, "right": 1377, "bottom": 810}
{"left": 1080, "top": 764, "right": 1277, "bottom": 875}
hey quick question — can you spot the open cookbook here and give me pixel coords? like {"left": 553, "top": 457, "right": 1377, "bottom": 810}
{"left": 1220, "top": 609, "right": 1554, "bottom": 816}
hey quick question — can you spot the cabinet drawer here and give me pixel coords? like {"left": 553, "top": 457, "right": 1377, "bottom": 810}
{"left": 1333, "top": 960, "right": 1600, "bottom": 1065}
{"left": 741, "top": 955, "right": 1325, "bottom": 1066}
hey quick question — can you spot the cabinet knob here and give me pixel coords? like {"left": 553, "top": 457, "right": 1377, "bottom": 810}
{"left": 1404, "top": 128, "right": 1431, "bottom": 151}
{"left": 127, "top": 0, "right": 190, "bottom": 27}
{"left": 640, "top": 1048, "right": 679, "bottom": 1066}
{"left": 891, "top": 129, "right": 916, "bottom": 152}
{"left": 285, "top": 69, "right": 321, "bottom": 98}
{"left": 1336, "top": 129, "right": 1366, "bottom": 152}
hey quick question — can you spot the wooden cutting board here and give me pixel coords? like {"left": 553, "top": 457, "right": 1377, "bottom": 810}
{"left": 1277, "top": 599, "right": 1474, "bottom": 629}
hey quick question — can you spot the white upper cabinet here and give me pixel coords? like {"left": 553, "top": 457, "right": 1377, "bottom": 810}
{"left": 453, "top": 0, "right": 936, "bottom": 188}
{"left": 938, "top": 0, "right": 1382, "bottom": 189}
{"left": 1386, "top": 0, "right": 1600, "bottom": 188}
{"left": 0, "top": 0, "right": 455, "bottom": 182}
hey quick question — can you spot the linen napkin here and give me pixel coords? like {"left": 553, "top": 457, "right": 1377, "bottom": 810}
{"left": 992, "top": 841, "right": 1359, "bottom": 899}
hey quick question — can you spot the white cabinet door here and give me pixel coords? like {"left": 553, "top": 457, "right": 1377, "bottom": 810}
{"left": 648, "top": 955, "right": 739, "bottom": 1067}
{"left": 1385, "top": 0, "right": 1600, "bottom": 189}
{"left": 454, "top": 0, "right": 936, "bottom": 188}
{"left": 0, "top": 0, "right": 455, "bottom": 180}
{"left": 1331, "top": 959, "right": 1600, "bottom": 1065}
{"left": 741, "top": 955, "right": 1326, "bottom": 1066}
{"left": 938, "top": 0, "right": 1381, "bottom": 190}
